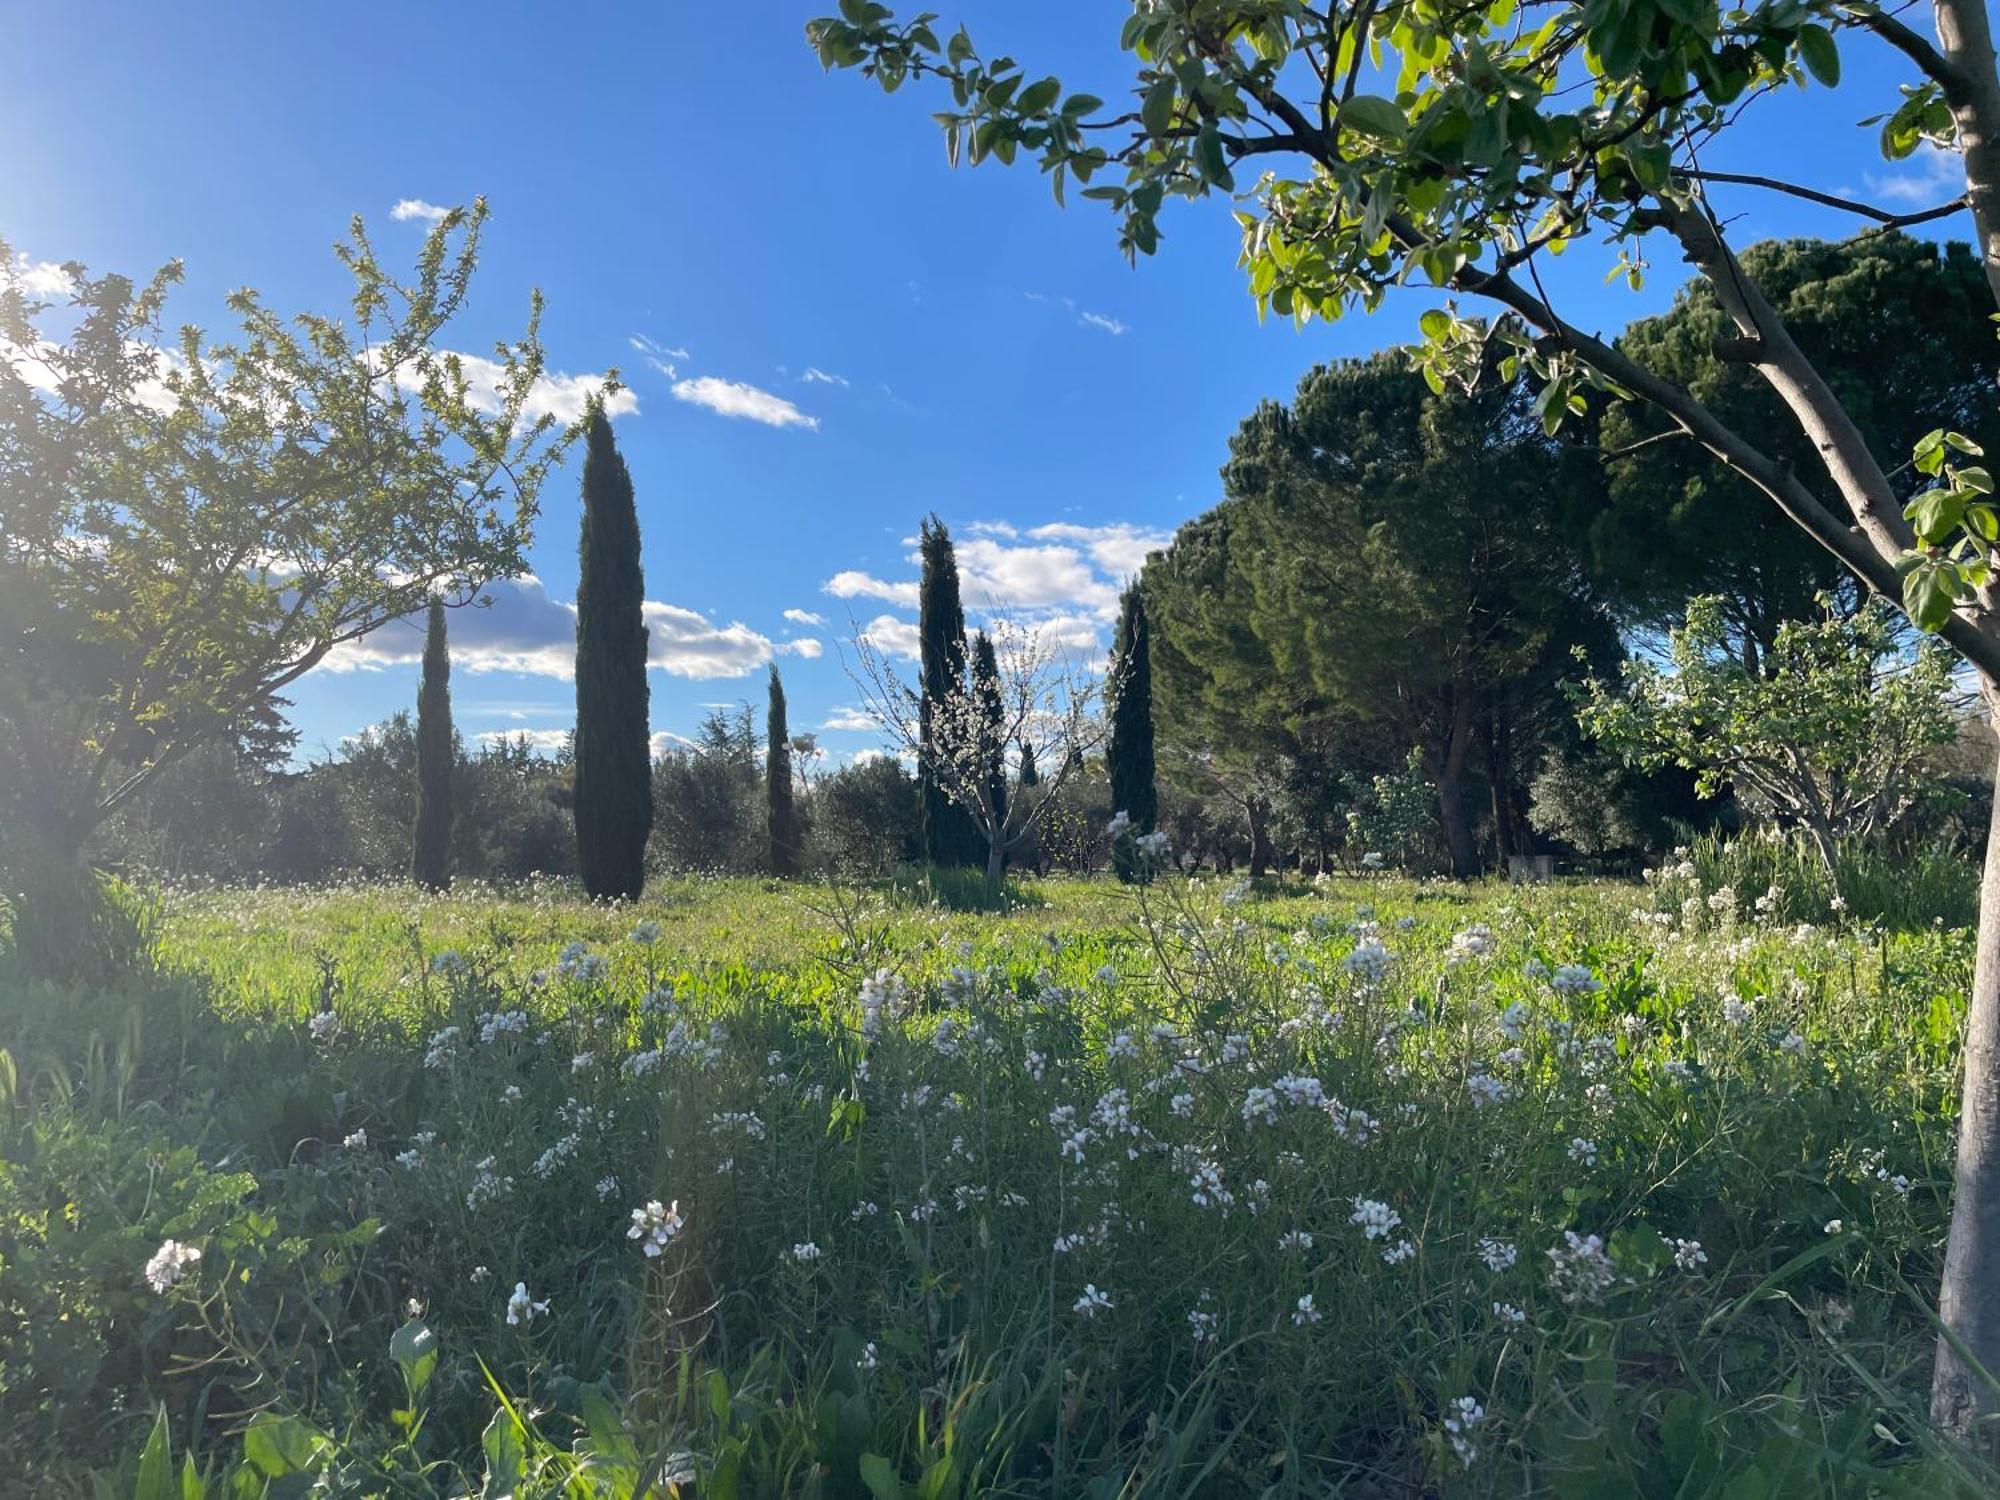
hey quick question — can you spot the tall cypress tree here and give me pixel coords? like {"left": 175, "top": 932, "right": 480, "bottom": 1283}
{"left": 970, "top": 630, "right": 1008, "bottom": 842}
{"left": 1107, "top": 583, "right": 1157, "bottom": 882}
{"left": 1017, "top": 739, "right": 1039, "bottom": 788}
{"left": 410, "top": 597, "right": 453, "bottom": 891}
{"left": 573, "top": 407, "right": 652, "bottom": 900}
{"left": 917, "top": 515, "right": 981, "bottom": 866}
{"left": 766, "top": 664, "right": 800, "bottom": 877}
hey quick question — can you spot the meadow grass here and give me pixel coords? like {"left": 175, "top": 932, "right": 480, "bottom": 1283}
{"left": 4, "top": 869, "right": 1994, "bottom": 1496}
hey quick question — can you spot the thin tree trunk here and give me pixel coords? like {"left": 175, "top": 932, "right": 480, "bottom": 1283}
{"left": 984, "top": 838, "right": 1004, "bottom": 893}
{"left": 1430, "top": 693, "right": 1481, "bottom": 879}
{"left": 1246, "top": 796, "right": 1272, "bottom": 878}
{"left": 1934, "top": 699, "right": 2000, "bottom": 1442}
{"left": 1488, "top": 697, "right": 1516, "bottom": 863}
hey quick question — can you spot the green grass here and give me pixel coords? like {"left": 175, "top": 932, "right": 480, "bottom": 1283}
{"left": 4, "top": 870, "right": 1993, "bottom": 1496}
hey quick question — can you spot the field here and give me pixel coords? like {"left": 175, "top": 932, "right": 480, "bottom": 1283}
{"left": 3, "top": 868, "right": 1993, "bottom": 1497}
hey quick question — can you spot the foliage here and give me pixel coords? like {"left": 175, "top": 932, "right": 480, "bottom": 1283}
{"left": 1146, "top": 355, "right": 1611, "bottom": 877}
{"left": 0, "top": 204, "right": 580, "bottom": 884}
{"left": 650, "top": 706, "right": 762, "bottom": 876}
{"left": 808, "top": 755, "right": 922, "bottom": 877}
{"left": 1107, "top": 585, "right": 1158, "bottom": 883}
{"left": 573, "top": 410, "right": 651, "bottom": 901}
{"left": 12, "top": 872, "right": 1997, "bottom": 1495}
{"left": 1590, "top": 236, "right": 2000, "bottom": 653}
{"left": 767, "top": 667, "right": 802, "bottom": 879}
{"left": 412, "top": 600, "right": 453, "bottom": 892}
{"left": 1576, "top": 599, "right": 1959, "bottom": 879}
{"left": 916, "top": 516, "right": 982, "bottom": 868}
{"left": 1340, "top": 748, "right": 1439, "bottom": 876}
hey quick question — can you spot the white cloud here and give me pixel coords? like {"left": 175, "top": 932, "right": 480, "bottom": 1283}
{"left": 825, "top": 570, "right": 920, "bottom": 608}
{"left": 628, "top": 333, "right": 687, "bottom": 380}
{"left": 391, "top": 198, "right": 451, "bottom": 223}
{"left": 642, "top": 601, "right": 790, "bottom": 679}
{"left": 9, "top": 254, "right": 73, "bottom": 297}
{"left": 319, "top": 575, "right": 786, "bottom": 681}
{"left": 1866, "top": 142, "right": 1965, "bottom": 206}
{"left": 672, "top": 375, "right": 818, "bottom": 430}
{"left": 784, "top": 608, "right": 827, "bottom": 627}
{"left": 859, "top": 613, "right": 921, "bottom": 660}
{"left": 1026, "top": 521, "right": 1171, "bottom": 582}
{"left": 650, "top": 729, "right": 698, "bottom": 758}
{"left": 821, "top": 706, "right": 881, "bottom": 732}
{"left": 1078, "top": 311, "right": 1130, "bottom": 336}
{"left": 781, "top": 637, "right": 825, "bottom": 659}
{"left": 441, "top": 351, "right": 637, "bottom": 426}
{"left": 957, "top": 537, "right": 1120, "bottom": 618}
{"left": 475, "top": 726, "right": 570, "bottom": 752}
{"left": 801, "top": 366, "right": 849, "bottom": 386}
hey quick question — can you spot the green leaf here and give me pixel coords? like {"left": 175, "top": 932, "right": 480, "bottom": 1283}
{"left": 1016, "top": 76, "right": 1061, "bottom": 114}
{"left": 1338, "top": 94, "right": 1409, "bottom": 144}
{"left": 1061, "top": 93, "right": 1103, "bottom": 119}
{"left": 1418, "top": 308, "right": 1453, "bottom": 341}
{"left": 180, "top": 1453, "right": 205, "bottom": 1500}
{"left": 1905, "top": 487, "right": 1966, "bottom": 544}
{"left": 390, "top": 1318, "right": 438, "bottom": 1396}
{"left": 480, "top": 1408, "right": 526, "bottom": 1499}
{"left": 1797, "top": 25, "right": 1840, "bottom": 88}
{"left": 1140, "top": 77, "right": 1176, "bottom": 137}
{"left": 860, "top": 1452, "right": 904, "bottom": 1500}
{"left": 1903, "top": 559, "right": 1961, "bottom": 632}
{"left": 241, "top": 1415, "right": 327, "bottom": 1480}
{"left": 945, "top": 27, "right": 973, "bottom": 65}
{"left": 136, "top": 1408, "right": 176, "bottom": 1500}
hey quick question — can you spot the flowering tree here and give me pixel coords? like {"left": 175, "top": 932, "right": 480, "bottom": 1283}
{"left": 1577, "top": 599, "right": 1960, "bottom": 883}
{"left": 807, "top": 0, "right": 2000, "bottom": 1434}
{"left": 0, "top": 203, "right": 588, "bottom": 972}
{"left": 848, "top": 617, "right": 1105, "bottom": 890}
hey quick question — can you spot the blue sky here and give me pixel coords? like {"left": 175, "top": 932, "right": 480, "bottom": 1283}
{"left": 0, "top": 3, "right": 1967, "bottom": 763}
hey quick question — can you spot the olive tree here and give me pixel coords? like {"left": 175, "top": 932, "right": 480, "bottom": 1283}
{"left": 0, "top": 202, "right": 589, "bottom": 972}
{"left": 807, "top": 0, "right": 2000, "bottom": 1436}
{"left": 1577, "top": 597, "right": 1959, "bottom": 881}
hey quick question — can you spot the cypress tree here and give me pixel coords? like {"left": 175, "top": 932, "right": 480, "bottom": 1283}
{"left": 1107, "top": 583, "right": 1157, "bottom": 882}
{"left": 971, "top": 630, "right": 1008, "bottom": 841}
{"left": 410, "top": 597, "right": 453, "bottom": 890}
{"left": 573, "top": 407, "right": 652, "bottom": 900}
{"left": 766, "top": 664, "right": 800, "bottom": 877}
{"left": 917, "top": 515, "right": 981, "bottom": 866}
{"left": 1017, "top": 739, "right": 1039, "bottom": 787}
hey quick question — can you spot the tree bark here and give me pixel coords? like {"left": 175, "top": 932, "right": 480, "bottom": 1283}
{"left": 1246, "top": 796, "right": 1273, "bottom": 877}
{"left": 1430, "top": 693, "right": 1481, "bottom": 879}
{"left": 1488, "top": 696, "right": 1516, "bottom": 863}
{"left": 1935, "top": 692, "right": 2000, "bottom": 1443}
{"left": 984, "top": 837, "right": 1005, "bottom": 894}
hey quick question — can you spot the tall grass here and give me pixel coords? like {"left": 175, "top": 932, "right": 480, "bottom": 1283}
{"left": 1678, "top": 827, "right": 1976, "bottom": 931}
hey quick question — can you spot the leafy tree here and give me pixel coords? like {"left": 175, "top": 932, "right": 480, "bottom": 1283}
{"left": 410, "top": 600, "right": 453, "bottom": 891}
{"left": 766, "top": 665, "right": 801, "bottom": 877}
{"left": 1106, "top": 584, "right": 1158, "bottom": 881}
{"left": 1588, "top": 235, "right": 2000, "bottom": 655}
{"left": 573, "top": 409, "right": 651, "bottom": 901}
{"left": 651, "top": 706, "right": 761, "bottom": 874}
{"left": 916, "top": 515, "right": 982, "bottom": 866}
{"left": 1149, "top": 357, "right": 1602, "bottom": 876}
{"left": 807, "top": 753, "right": 921, "bottom": 874}
{"left": 0, "top": 204, "right": 580, "bottom": 975}
{"left": 1577, "top": 598, "right": 1958, "bottom": 882}
{"left": 807, "top": 1, "right": 2000, "bottom": 1417}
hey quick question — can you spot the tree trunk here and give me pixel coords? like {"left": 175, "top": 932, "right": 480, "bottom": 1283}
{"left": 984, "top": 838, "right": 1004, "bottom": 894}
{"left": 1934, "top": 698, "right": 2000, "bottom": 1442}
{"left": 1487, "top": 697, "right": 1516, "bottom": 863}
{"left": 1246, "top": 796, "right": 1272, "bottom": 877}
{"left": 1429, "top": 693, "right": 1481, "bottom": 879}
